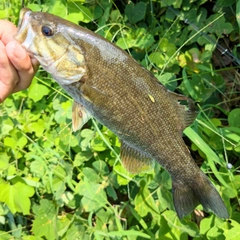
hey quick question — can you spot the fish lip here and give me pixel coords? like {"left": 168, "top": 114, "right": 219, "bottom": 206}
{"left": 14, "top": 8, "right": 32, "bottom": 44}
{"left": 18, "top": 8, "right": 32, "bottom": 28}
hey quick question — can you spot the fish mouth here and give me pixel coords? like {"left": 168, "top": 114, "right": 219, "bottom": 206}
{"left": 14, "top": 8, "right": 32, "bottom": 44}
{"left": 18, "top": 8, "right": 32, "bottom": 28}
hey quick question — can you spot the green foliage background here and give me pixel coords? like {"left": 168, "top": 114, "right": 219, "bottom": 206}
{"left": 0, "top": 0, "right": 240, "bottom": 239}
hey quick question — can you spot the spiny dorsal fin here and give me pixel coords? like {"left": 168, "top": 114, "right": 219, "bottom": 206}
{"left": 72, "top": 101, "right": 91, "bottom": 132}
{"left": 120, "top": 141, "right": 155, "bottom": 174}
{"left": 168, "top": 91, "right": 197, "bottom": 131}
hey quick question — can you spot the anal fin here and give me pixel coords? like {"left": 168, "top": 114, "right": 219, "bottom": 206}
{"left": 72, "top": 101, "right": 91, "bottom": 132}
{"left": 120, "top": 141, "right": 154, "bottom": 174}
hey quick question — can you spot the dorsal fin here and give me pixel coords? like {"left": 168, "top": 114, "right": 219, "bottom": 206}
{"left": 120, "top": 140, "right": 154, "bottom": 174}
{"left": 72, "top": 101, "right": 91, "bottom": 132}
{"left": 168, "top": 91, "right": 197, "bottom": 131}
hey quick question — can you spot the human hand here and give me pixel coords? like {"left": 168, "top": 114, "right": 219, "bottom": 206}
{"left": 0, "top": 20, "right": 39, "bottom": 103}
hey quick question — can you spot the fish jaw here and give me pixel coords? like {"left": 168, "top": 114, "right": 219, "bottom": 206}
{"left": 15, "top": 9, "right": 35, "bottom": 57}
{"left": 14, "top": 8, "right": 87, "bottom": 86}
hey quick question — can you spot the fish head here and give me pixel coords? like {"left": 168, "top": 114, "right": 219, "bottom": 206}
{"left": 15, "top": 8, "right": 87, "bottom": 86}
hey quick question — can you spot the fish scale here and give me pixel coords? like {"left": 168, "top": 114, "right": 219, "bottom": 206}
{"left": 15, "top": 8, "right": 229, "bottom": 219}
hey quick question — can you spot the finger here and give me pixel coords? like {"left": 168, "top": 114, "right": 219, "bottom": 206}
{"left": 6, "top": 40, "right": 39, "bottom": 92}
{"left": 0, "top": 42, "right": 19, "bottom": 102}
{"left": 0, "top": 20, "right": 17, "bottom": 43}
{"left": 0, "top": 41, "right": 19, "bottom": 83}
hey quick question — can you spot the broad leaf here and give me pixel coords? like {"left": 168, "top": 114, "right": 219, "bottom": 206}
{"left": 0, "top": 179, "right": 34, "bottom": 215}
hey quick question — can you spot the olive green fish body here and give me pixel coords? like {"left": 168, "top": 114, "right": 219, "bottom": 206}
{"left": 63, "top": 36, "right": 191, "bottom": 176}
{"left": 15, "top": 9, "right": 229, "bottom": 219}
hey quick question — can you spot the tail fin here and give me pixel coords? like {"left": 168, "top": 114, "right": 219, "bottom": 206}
{"left": 172, "top": 172, "right": 229, "bottom": 219}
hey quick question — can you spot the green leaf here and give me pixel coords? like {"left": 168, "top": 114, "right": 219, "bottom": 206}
{"left": 116, "top": 28, "right": 154, "bottom": 50}
{"left": 148, "top": 38, "right": 177, "bottom": 68}
{"left": 0, "top": 179, "right": 34, "bottom": 215}
{"left": 3, "top": 136, "right": 16, "bottom": 148}
{"left": 222, "top": 219, "right": 240, "bottom": 240}
{"left": 114, "top": 164, "right": 132, "bottom": 185}
{"left": 32, "top": 199, "right": 56, "bottom": 217}
{"left": 80, "top": 129, "right": 95, "bottom": 150}
{"left": 57, "top": 214, "right": 72, "bottom": 237}
{"left": 28, "top": 79, "right": 50, "bottom": 102}
{"left": 180, "top": 70, "right": 220, "bottom": 102}
{"left": 32, "top": 216, "right": 57, "bottom": 240}
{"left": 1, "top": 118, "right": 14, "bottom": 136}
{"left": 53, "top": 99, "right": 72, "bottom": 124}
{"left": 74, "top": 151, "right": 93, "bottom": 167}
{"left": 0, "top": 231, "right": 13, "bottom": 240}
{"left": 67, "top": 4, "right": 93, "bottom": 24}
{"left": 237, "top": 1, "right": 240, "bottom": 33}
{"left": 48, "top": 0, "right": 66, "bottom": 16}
{"left": 125, "top": 2, "right": 146, "bottom": 24}
{"left": 82, "top": 167, "right": 100, "bottom": 183}
{"left": 105, "top": 185, "right": 118, "bottom": 200}
{"left": 0, "top": 153, "right": 9, "bottom": 169}
{"left": 163, "top": 210, "right": 200, "bottom": 237}
{"left": 206, "top": 14, "right": 234, "bottom": 37}
{"left": 91, "top": 135, "right": 108, "bottom": 151}
{"left": 157, "top": 73, "right": 177, "bottom": 91}
{"left": 92, "top": 160, "right": 109, "bottom": 176}
{"left": 157, "top": 185, "right": 173, "bottom": 212}
{"left": 77, "top": 180, "right": 108, "bottom": 212}
{"left": 95, "top": 229, "right": 151, "bottom": 239}
{"left": 18, "top": 136, "right": 28, "bottom": 149}
{"left": 29, "top": 119, "right": 45, "bottom": 137}
{"left": 214, "top": 0, "right": 236, "bottom": 8}
{"left": 134, "top": 180, "right": 159, "bottom": 217}
{"left": 50, "top": 164, "right": 67, "bottom": 198}
{"left": 95, "top": 207, "right": 114, "bottom": 231}
{"left": 30, "top": 158, "right": 47, "bottom": 177}
{"left": 228, "top": 109, "right": 240, "bottom": 128}
{"left": 65, "top": 221, "right": 89, "bottom": 240}
{"left": 32, "top": 199, "right": 57, "bottom": 240}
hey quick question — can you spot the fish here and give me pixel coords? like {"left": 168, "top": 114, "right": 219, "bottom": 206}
{"left": 15, "top": 8, "right": 229, "bottom": 219}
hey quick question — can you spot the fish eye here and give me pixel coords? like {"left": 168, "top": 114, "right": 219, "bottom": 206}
{"left": 41, "top": 26, "right": 54, "bottom": 37}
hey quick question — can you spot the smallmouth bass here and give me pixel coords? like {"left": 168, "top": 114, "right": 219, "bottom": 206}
{"left": 15, "top": 8, "right": 229, "bottom": 219}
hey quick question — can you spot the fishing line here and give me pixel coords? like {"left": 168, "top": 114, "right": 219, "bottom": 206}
{"left": 74, "top": 0, "right": 240, "bottom": 67}
{"left": 160, "top": 0, "right": 240, "bottom": 66}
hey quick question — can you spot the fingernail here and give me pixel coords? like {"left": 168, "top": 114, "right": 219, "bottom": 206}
{"left": 11, "top": 41, "right": 27, "bottom": 59}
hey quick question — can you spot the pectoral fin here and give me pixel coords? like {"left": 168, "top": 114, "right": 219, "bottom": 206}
{"left": 81, "top": 83, "right": 107, "bottom": 104}
{"left": 72, "top": 101, "right": 91, "bottom": 132}
{"left": 120, "top": 140, "right": 154, "bottom": 174}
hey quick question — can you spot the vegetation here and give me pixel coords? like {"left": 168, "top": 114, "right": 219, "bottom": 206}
{"left": 0, "top": 0, "right": 240, "bottom": 239}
